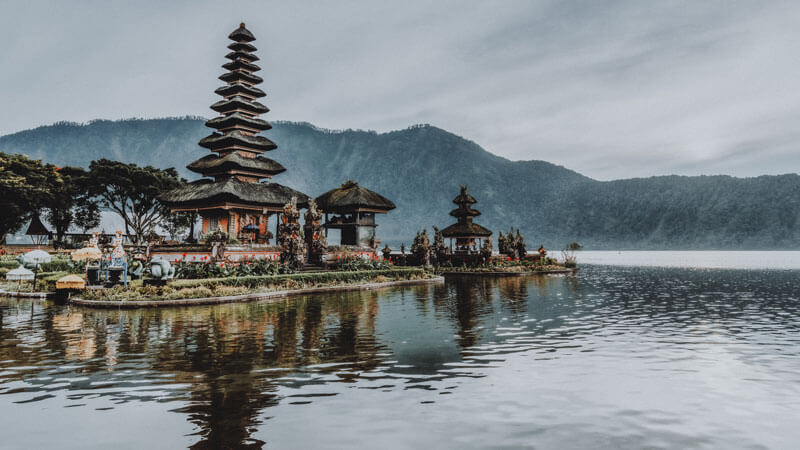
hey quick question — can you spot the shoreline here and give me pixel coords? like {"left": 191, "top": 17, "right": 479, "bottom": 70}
{"left": 68, "top": 276, "right": 444, "bottom": 308}
{"left": 0, "top": 290, "right": 52, "bottom": 299}
{"left": 438, "top": 268, "right": 579, "bottom": 277}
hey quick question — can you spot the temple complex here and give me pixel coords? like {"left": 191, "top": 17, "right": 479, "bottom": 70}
{"left": 315, "top": 181, "right": 395, "bottom": 247}
{"left": 441, "top": 185, "right": 492, "bottom": 253}
{"left": 159, "top": 24, "right": 309, "bottom": 243}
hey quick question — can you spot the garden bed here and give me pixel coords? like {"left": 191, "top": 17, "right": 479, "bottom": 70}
{"left": 71, "top": 268, "right": 438, "bottom": 307}
{"left": 436, "top": 264, "right": 578, "bottom": 276}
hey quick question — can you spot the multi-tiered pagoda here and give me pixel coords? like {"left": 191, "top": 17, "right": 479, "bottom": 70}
{"left": 441, "top": 185, "right": 492, "bottom": 252}
{"left": 160, "top": 23, "right": 309, "bottom": 242}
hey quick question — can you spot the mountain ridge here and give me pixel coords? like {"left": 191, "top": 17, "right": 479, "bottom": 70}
{"left": 2, "top": 117, "right": 798, "bottom": 249}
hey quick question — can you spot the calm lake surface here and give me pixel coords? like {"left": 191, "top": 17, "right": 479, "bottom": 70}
{"left": 2, "top": 253, "right": 800, "bottom": 449}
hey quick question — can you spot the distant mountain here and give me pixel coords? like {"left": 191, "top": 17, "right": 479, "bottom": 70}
{"left": 2, "top": 117, "right": 799, "bottom": 249}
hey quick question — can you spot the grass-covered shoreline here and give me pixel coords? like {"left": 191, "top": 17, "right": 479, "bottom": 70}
{"left": 78, "top": 268, "right": 431, "bottom": 302}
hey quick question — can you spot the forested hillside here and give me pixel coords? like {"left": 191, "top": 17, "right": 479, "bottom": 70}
{"left": 2, "top": 118, "right": 799, "bottom": 249}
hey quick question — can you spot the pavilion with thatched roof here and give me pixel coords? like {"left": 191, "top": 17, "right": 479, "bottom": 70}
{"left": 25, "top": 214, "right": 51, "bottom": 245}
{"left": 441, "top": 185, "right": 492, "bottom": 253}
{"left": 315, "top": 181, "right": 395, "bottom": 247}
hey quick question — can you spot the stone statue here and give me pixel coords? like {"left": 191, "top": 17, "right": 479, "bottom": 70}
{"left": 279, "top": 197, "right": 305, "bottom": 269}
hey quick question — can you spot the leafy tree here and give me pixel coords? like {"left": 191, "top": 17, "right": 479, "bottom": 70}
{"left": 86, "top": 159, "right": 182, "bottom": 244}
{"left": 0, "top": 153, "right": 57, "bottom": 243}
{"left": 160, "top": 211, "right": 195, "bottom": 241}
{"left": 43, "top": 166, "right": 99, "bottom": 243}
{"left": 74, "top": 202, "right": 101, "bottom": 233}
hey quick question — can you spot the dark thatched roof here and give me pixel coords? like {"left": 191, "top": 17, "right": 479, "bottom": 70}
{"left": 187, "top": 153, "right": 285, "bottom": 176}
{"left": 219, "top": 70, "right": 263, "bottom": 85}
{"left": 222, "top": 60, "right": 261, "bottom": 73}
{"left": 453, "top": 185, "right": 477, "bottom": 205}
{"left": 449, "top": 206, "right": 481, "bottom": 218}
{"left": 198, "top": 131, "right": 277, "bottom": 152}
{"left": 215, "top": 83, "right": 266, "bottom": 99}
{"left": 206, "top": 112, "right": 271, "bottom": 132}
{"left": 225, "top": 51, "right": 259, "bottom": 62}
{"left": 228, "top": 41, "right": 256, "bottom": 53}
{"left": 440, "top": 222, "right": 492, "bottom": 238}
{"left": 159, "top": 178, "right": 309, "bottom": 209}
{"left": 315, "top": 181, "right": 396, "bottom": 213}
{"left": 25, "top": 214, "right": 50, "bottom": 235}
{"left": 210, "top": 96, "right": 269, "bottom": 115}
{"left": 229, "top": 23, "right": 256, "bottom": 42}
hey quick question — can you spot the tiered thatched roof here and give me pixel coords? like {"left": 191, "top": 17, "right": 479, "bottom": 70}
{"left": 160, "top": 23, "right": 309, "bottom": 212}
{"left": 440, "top": 222, "right": 492, "bottom": 238}
{"left": 160, "top": 178, "right": 309, "bottom": 209}
{"left": 441, "top": 185, "right": 492, "bottom": 239}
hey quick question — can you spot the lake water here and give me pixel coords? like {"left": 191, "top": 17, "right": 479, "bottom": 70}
{"left": 2, "top": 253, "right": 800, "bottom": 449}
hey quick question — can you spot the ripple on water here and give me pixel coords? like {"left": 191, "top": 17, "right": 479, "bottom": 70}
{"left": 2, "top": 266, "right": 800, "bottom": 448}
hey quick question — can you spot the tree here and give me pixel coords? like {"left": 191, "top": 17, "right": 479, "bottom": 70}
{"left": 0, "top": 153, "right": 58, "bottom": 243}
{"left": 43, "top": 166, "right": 99, "bottom": 244}
{"left": 86, "top": 159, "right": 182, "bottom": 244}
{"left": 74, "top": 202, "right": 101, "bottom": 233}
{"left": 160, "top": 211, "right": 194, "bottom": 241}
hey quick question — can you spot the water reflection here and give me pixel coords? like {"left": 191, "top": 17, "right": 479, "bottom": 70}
{"left": 2, "top": 267, "right": 800, "bottom": 448}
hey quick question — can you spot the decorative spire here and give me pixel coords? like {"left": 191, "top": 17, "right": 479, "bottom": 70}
{"left": 192, "top": 23, "right": 284, "bottom": 181}
{"left": 449, "top": 185, "right": 481, "bottom": 220}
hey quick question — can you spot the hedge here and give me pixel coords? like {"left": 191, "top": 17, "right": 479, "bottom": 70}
{"left": 169, "top": 267, "right": 426, "bottom": 290}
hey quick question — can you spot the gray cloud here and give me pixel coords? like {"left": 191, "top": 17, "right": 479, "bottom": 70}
{"left": 1, "top": 0, "right": 800, "bottom": 180}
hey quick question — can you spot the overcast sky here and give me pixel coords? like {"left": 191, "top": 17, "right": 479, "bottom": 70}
{"left": 2, "top": 0, "right": 800, "bottom": 180}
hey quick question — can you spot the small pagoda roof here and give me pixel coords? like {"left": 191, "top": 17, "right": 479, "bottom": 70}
{"left": 206, "top": 112, "right": 272, "bottom": 132}
{"left": 25, "top": 214, "right": 50, "bottom": 236}
{"left": 229, "top": 23, "right": 256, "bottom": 42}
{"left": 228, "top": 41, "right": 256, "bottom": 52}
{"left": 222, "top": 59, "right": 261, "bottom": 73}
{"left": 187, "top": 153, "right": 285, "bottom": 177}
{"left": 449, "top": 206, "right": 481, "bottom": 217}
{"left": 453, "top": 185, "right": 477, "bottom": 205}
{"left": 219, "top": 70, "right": 263, "bottom": 85}
{"left": 215, "top": 83, "right": 266, "bottom": 99}
{"left": 440, "top": 222, "right": 492, "bottom": 238}
{"left": 225, "top": 51, "right": 259, "bottom": 62}
{"left": 315, "top": 181, "right": 396, "bottom": 213}
{"left": 199, "top": 131, "right": 277, "bottom": 152}
{"left": 159, "top": 178, "right": 309, "bottom": 209}
{"left": 210, "top": 96, "right": 269, "bottom": 115}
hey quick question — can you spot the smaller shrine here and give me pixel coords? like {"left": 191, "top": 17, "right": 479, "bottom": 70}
{"left": 440, "top": 185, "right": 492, "bottom": 253}
{"left": 25, "top": 214, "right": 51, "bottom": 245}
{"left": 315, "top": 181, "right": 395, "bottom": 247}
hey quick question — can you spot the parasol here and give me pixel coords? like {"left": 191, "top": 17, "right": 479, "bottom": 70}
{"left": 6, "top": 265, "right": 35, "bottom": 281}
{"left": 56, "top": 274, "right": 86, "bottom": 290}
{"left": 72, "top": 246, "right": 103, "bottom": 262}
{"left": 242, "top": 224, "right": 260, "bottom": 233}
{"left": 22, "top": 249, "right": 52, "bottom": 266}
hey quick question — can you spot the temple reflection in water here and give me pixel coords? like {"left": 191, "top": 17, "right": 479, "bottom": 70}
{"left": 0, "top": 275, "right": 576, "bottom": 448}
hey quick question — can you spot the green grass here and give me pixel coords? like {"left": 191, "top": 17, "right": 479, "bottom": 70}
{"left": 82, "top": 268, "right": 430, "bottom": 302}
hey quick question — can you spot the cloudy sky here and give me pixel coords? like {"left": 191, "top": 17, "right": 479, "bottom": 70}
{"left": 2, "top": 0, "right": 800, "bottom": 180}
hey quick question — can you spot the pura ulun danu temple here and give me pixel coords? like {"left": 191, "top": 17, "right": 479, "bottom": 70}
{"left": 159, "top": 23, "right": 310, "bottom": 244}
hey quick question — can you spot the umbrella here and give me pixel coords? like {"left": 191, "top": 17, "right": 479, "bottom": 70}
{"left": 56, "top": 274, "right": 85, "bottom": 290}
{"left": 72, "top": 246, "right": 103, "bottom": 262}
{"left": 242, "top": 224, "right": 260, "bottom": 233}
{"left": 22, "top": 249, "right": 52, "bottom": 266}
{"left": 6, "top": 265, "right": 34, "bottom": 281}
